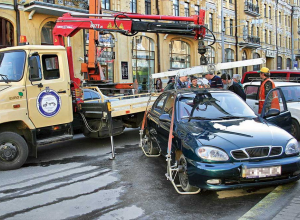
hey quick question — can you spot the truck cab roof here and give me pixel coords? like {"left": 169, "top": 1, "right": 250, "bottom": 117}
{"left": 0, "top": 45, "right": 66, "bottom": 52}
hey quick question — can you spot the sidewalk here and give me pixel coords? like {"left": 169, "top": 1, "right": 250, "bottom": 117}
{"left": 239, "top": 181, "right": 300, "bottom": 220}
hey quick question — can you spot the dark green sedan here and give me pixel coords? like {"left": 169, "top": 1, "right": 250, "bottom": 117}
{"left": 143, "top": 88, "right": 300, "bottom": 194}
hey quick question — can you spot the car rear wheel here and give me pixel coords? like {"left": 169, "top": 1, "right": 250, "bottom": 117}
{"left": 0, "top": 132, "right": 29, "bottom": 170}
{"left": 291, "top": 119, "right": 300, "bottom": 140}
{"left": 178, "top": 154, "right": 200, "bottom": 192}
{"left": 146, "top": 136, "right": 160, "bottom": 155}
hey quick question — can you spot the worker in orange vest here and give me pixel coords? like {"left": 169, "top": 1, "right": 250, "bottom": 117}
{"left": 258, "top": 67, "right": 280, "bottom": 114}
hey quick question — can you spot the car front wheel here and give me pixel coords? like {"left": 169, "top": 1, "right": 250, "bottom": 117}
{"left": 178, "top": 154, "right": 200, "bottom": 192}
{"left": 291, "top": 119, "right": 300, "bottom": 140}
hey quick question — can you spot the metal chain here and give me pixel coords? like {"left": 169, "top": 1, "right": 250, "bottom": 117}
{"left": 79, "top": 112, "right": 103, "bottom": 133}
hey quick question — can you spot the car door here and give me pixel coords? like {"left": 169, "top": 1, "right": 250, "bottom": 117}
{"left": 156, "top": 94, "right": 175, "bottom": 156}
{"left": 261, "top": 87, "right": 292, "bottom": 133}
{"left": 244, "top": 85, "right": 259, "bottom": 114}
{"left": 147, "top": 93, "right": 168, "bottom": 150}
{"left": 26, "top": 52, "right": 72, "bottom": 128}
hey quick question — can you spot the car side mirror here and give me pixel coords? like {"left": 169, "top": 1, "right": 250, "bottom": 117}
{"left": 28, "top": 55, "right": 42, "bottom": 81}
{"left": 264, "top": 108, "right": 280, "bottom": 118}
{"left": 159, "top": 113, "right": 171, "bottom": 123}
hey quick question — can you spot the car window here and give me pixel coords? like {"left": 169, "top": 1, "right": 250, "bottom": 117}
{"left": 90, "top": 91, "right": 100, "bottom": 100}
{"left": 163, "top": 95, "right": 175, "bottom": 116}
{"left": 178, "top": 92, "right": 256, "bottom": 120}
{"left": 281, "top": 86, "right": 300, "bottom": 102}
{"left": 244, "top": 73, "right": 260, "bottom": 83}
{"left": 264, "top": 89, "right": 286, "bottom": 113}
{"left": 84, "top": 91, "right": 92, "bottom": 101}
{"left": 42, "top": 55, "right": 60, "bottom": 80}
{"left": 153, "top": 94, "right": 168, "bottom": 114}
{"left": 244, "top": 85, "right": 259, "bottom": 100}
{"left": 270, "top": 73, "right": 288, "bottom": 82}
{"left": 289, "top": 74, "right": 300, "bottom": 83}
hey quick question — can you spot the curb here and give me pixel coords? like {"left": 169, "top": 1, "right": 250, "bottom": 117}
{"left": 239, "top": 181, "right": 300, "bottom": 220}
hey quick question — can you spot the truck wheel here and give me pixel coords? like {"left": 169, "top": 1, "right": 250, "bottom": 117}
{"left": 291, "top": 119, "right": 300, "bottom": 140}
{"left": 0, "top": 132, "right": 28, "bottom": 170}
{"left": 178, "top": 154, "right": 200, "bottom": 192}
{"left": 147, "top": 138, "right": 159, "bottom": 155}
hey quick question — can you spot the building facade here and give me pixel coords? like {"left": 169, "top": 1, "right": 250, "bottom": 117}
{"left": 0, "top": 0, "right": 300, "bottom": 91}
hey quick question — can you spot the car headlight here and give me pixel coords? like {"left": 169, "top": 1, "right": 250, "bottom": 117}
{"left": 285, "top": 139, "right": 300, "bottom": 155}
{"left": 197, "top": 146, "right": 229, "bottom": 161}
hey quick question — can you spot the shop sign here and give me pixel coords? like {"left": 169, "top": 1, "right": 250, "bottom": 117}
{"left": 266, "top": 50, "right": 275, "bottom": 58}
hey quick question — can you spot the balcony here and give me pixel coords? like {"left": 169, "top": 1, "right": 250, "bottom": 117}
{"left": 22, "top": 0, "right": 88, "bottom": 18}
{"left": 244, "top": 1, "right": 260, "bottom": 17}
{"left": 238, "top": 35, "right": 261, "bottom": 49}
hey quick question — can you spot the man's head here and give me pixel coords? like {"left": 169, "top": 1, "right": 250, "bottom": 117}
{"left": 232, "top": 74, "right": 241, "bottom": 83}
{"left": 179, "top": 75, "right": 188, "bottom": 82}
{"left": 203, "top": 73, "right": 214, "bottom": 80}
{"left": 258, "top": 67, "right": 270, "bottom": 79}
{"left": 221, "top": 73, "right": 231, "bottom": 84}
{"left": 190, "top": 76, "right": 198, "bottom": 86}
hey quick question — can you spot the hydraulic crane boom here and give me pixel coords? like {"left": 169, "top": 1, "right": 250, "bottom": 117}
{"left": 52, "top": 11, "right": 207, "bottom": 105}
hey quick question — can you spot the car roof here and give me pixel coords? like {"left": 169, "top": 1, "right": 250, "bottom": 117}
{"left": 243, "top": 81, "right": 300, "bottom": 86}
{"left": 245, "top": 70, "right": 300, "bottom": 73}
{"left": 165, "top": 88, "right": 232, "bottom": 96}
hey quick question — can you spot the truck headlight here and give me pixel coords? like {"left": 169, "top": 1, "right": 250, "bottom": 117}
{"left": 197, "top": 146, "right": 229, "bottom": 161}
{"left": 285, "top": 139, "right": 299, "bottom": 155}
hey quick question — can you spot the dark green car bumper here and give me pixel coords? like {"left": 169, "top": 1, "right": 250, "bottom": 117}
{"left": 187, "top": 156, "right": 300, "bottom": 190}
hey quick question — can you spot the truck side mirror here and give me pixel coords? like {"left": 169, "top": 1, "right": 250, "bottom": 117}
{"left": 28, "top": 55, "right": 42, "bottom": 81}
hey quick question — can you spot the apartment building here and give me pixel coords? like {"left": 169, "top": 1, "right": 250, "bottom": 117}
{"left": 0, "top": 0, "right": 299, "bottom": 91}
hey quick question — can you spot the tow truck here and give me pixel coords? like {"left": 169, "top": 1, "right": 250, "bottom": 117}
{"left": 0, "top": 10, "right": 212, "bottom": 170}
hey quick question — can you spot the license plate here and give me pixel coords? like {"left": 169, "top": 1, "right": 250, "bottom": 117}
{"left": 242, "top": 166, "right": 281, "bottom": 179}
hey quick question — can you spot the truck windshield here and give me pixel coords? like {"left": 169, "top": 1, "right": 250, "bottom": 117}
{"left": 0, "top": 51, "right": 26, "bottom": 82}
{"left": 179, "top": 92, "right": 256, "bottom": 121}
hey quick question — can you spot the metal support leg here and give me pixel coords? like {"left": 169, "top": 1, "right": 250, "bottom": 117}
{"left": 109, "top": 135, "right": 115, "bottom": 160}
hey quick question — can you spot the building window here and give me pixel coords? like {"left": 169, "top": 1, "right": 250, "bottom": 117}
{"left": 225, "top": 48, "right": 234, "bottom": 75}
{"left": 184, "top": 2, "right": 189, "bottom": 17}
{"left": 269, "top": 31, "right": 271, "bottom": 44}
{"left": 223, "top": 17, "right": 226, "bottom": 34}
{"left": 41, "top": 21, "right": 55, "bottom": 45}
{"left": 253, "top": 53, "right": 260, "bottom": 71}
{"left": 242, "top": 51, "right": 247, "bottom": 75}
{"left": 264, "top": 4, "right": 267, "bottom": 17}
{"left": 145, "top": 0, "right": 151, "bottom": 15}
{"left": 257, "top": 27, "right": 259, "bottom": 37}
{"left": 132, "top": 36, "right": 155, "bottom": 93}
{"left": 130, "top": 0, "right": 137, "bottom": 13}
{"left": 102, "top": 0, "right": 110, "bottom": 10}
{"left": 173, "top": 0, "right": 179, "bottom": 16}
{"left": 208, "top": 13, "right": 213, "bottom": 32}
{"left": 279, "top": 34, "right": 281, "bottom": 47}
{"left": 265, "top": 29, "right": 267, "bottom": 43}
{"left": 229, "top": 0, "right": 233, "bottom": 3}
{"left": 251, "top": 24, "right": 254, "bottom": 36}
{"left": 170, "top": 40, "right": 190, "bottom": 69}
{"left": 277, "top": 56, "right": 282, "bottom": 70}
{"left": 207, "top": 47, "right": 215, "bottom": 64}
{"left": 287, "top": 58, "right": 291, "bottom": 69}
{"left": 0, "top": 18, "right": 14, "bottom": 49}
{"left": 269, "top": 6, "right": 271, "bottom": 19}
{"left": 279, "top": 11, "right": 281, "bottom": 23}
{"left": 195, "top": 5, "right": 199, "bottom": 15}
{"left": 230, "top": 19, "right": 233, "bottom": 36}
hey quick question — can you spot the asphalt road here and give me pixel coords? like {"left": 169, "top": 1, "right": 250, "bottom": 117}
{"left": 0, "top": 128, "right": 276, "bottom": 220}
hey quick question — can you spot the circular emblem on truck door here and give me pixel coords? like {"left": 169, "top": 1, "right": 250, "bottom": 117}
{"left": 37, "top": 88, "right": 62, "bottom": 117}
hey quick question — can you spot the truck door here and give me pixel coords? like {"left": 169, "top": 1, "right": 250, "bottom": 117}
{"left": 261, "top": 88, "right": 292, "bottom": 133}
{"left": 26, "top": 52, "right": 72, "bottom": 128}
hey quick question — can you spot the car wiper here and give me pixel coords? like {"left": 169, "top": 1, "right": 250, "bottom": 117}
{"left": 181, "top": 116, "right": 214, "bottom": 120}
{"left": 0, "top": 74, "right": 9, "bottom": 84}
{"left": 215, "top": 116, "right": 247, "bottom": 120}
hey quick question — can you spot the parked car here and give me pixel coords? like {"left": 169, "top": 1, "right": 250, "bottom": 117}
{"left": 241, "top": 70, "right": 300, "bottom": 84}
{"left": 244, "top": 82, "right": 300, "bottom": 140}
{"left": 144, "top": 88, "right": 300, "bottom": 192}
{"left": 83, "top": 89, "right": 119, "bottom": 103}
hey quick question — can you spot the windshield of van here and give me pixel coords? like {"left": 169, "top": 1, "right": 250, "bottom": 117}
{"left": 179, "top": 92, "right": 256, "bottom": 121}
{"left": 281, "top": 86, "right": 300, "bottom": 102}
{"left": 0, "top": 51, "right": 26, "bottom": 82}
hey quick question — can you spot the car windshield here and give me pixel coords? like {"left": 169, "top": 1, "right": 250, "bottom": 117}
{"left": 281, "top": 86, "right": 300, "bottom": 102}
{"left": 178, "top": 92, "right": 256, "bottom": 121}
{"left": 0, "top": 51, "right": 26, "bottom": 82}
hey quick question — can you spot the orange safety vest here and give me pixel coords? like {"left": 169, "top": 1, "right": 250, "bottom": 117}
{"left": 258, "top": 78, "right": 280, "bottom": 114}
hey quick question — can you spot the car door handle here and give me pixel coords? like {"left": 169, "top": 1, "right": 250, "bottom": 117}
{"left": 255, "top": 102, "right": 259, "bottom": 105}
{"left": 58, "top": 90, "right": 66, "bottom": 93}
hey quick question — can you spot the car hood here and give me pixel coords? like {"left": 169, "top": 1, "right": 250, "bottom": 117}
{"left": 179, "top": 117, "right": 292, "bottom": 151}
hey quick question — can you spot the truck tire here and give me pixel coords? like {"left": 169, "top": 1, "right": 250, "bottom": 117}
{"left": 0, "top": 132, "right": 29, "bottom": 171}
